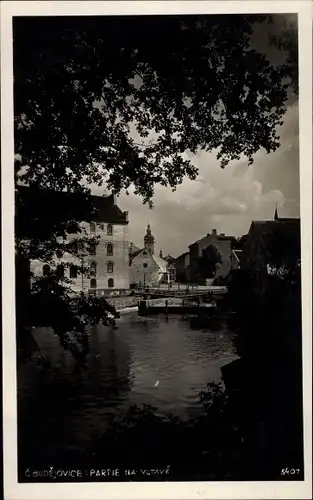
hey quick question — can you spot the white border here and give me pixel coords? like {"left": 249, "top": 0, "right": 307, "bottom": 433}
{"left": 1, "top": 2, "right": 312, "bottom": 499}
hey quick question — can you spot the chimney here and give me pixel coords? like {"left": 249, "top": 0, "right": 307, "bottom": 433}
{"left": 124, "top": 211, "right": 129, "bottom": 222}
{"left": 111, "top": 193, "right": 117, "bottom": 205}
{"left": 159, "top": 249, "right": 163, "bottom": 258}
{"left": 212, "top": 229, "right": 217, "bottom": 235}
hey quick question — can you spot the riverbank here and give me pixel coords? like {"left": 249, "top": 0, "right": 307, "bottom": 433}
{"left": 106, "top": 296, "right": 138, "bottom": 310}
{"left": 118, "top": 306, "right": 138, "bottom": 314}
{"left": 107, "top": 296, "right": 193, "bottom": 314}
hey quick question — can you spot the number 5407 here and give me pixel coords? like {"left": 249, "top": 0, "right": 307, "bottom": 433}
{"left": 281, "top": 468, "right": 300, "bottom": 476}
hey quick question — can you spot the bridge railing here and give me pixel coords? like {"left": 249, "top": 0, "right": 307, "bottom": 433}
{"left": 87, "top": 284, "right": 228, "bottom": 298}
{"left": 135, "top": 285, "right": 227, "bottom": 295}
{"left": 88, "top": 288, "right": 133, "bottom": 297}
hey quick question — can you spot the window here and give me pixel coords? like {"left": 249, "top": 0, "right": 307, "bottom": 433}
{"left": 90, "top": 222, "right": 96, "bottom": 233}
{"left": 90, "top": 261, "right": 97, "bottom": 276}
{"left": 43, "top": 264, "right": 50, "bottom": 276}
{"left": 90, "top": 278, "right": 97, "bottom": 289}
{"left": 107, "top": 224, "right": 113, "bottom": 236}
{"left": 56, "top": 264, "right": 64, "bottom": 278}
{"left": 106, "top": 243, "right": 113, "bottom": 256}
{"left": 89, "top": 242, "right": 96, "bottom": 255}
{"left": 107, "top": 261, "right": 114, "bottom": 273}
{"left": 70, "top": 264, "right": 78, "bottom": 279}
{"left": 108, "top": 278, "right": 114, "bottom": 288}
{"left": 143, "top": 250, "right": 147, "bottom": 255}
{"left": 143, "top": 263, "right": 148, "bottom": 268}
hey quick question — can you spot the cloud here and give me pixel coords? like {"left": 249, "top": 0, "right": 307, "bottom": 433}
{"left": 90, "top": 102, "right": 299, "bottom": 257}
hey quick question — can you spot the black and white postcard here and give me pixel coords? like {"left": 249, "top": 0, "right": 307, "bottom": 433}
{"left": 1, "top": 1, "right": 312, "bottom": 499}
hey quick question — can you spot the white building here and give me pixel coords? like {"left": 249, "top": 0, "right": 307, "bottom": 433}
{"left": 31, "top": 193, "right": 130, "bottom": 293}
{"left": 129, "top": 225, "right": 175, "bottom": 287}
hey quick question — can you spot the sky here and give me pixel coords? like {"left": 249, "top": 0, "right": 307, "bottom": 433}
{"left": 115, "top": 101, "right": 299, "bottom": 257}
{"left": 91, "top": 15, "right": 299, "bottom": 258}
{"left": 87, "top": 15, "right": 300, "bottom": 257}
{"left": 15, "top": 15, "right": 299, "bottom": 258}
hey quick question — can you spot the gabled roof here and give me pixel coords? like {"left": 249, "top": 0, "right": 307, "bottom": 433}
{"left": 130, "top": 248, "right": 144, "bottom": 259}
{"left": 247, "top": 218, "right": 300, "bottom": 260}
{"left": 176, "top": 251, "right": 189, "bottom": 260}
{"left": 276, "top": 217, "right": 298, "bottom": 222}
{"left": 91, "top": 194, "right": 129, "bottom": 224}
{"left": 250, "top": 219, "right": 300, "bottom": 232}
{"left": 216, "top": 235, "right": 237, "bottom": 243}
{"left": 129, "top": 249, "right": 168, "bottom": 272}
{"left": 189, "top": 233, "right": 236, "bottom": 248}
{"left": 163, "top": 254, "right": 176, "bottom": 263}
{"left": 130, "top": 243, "right": 141, "bottom": 253}
{"left": 151, "top": 254, "right": 168, "bottom": 272}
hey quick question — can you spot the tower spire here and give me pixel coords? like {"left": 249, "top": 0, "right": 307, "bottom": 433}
{"left": 144, "top": 224, "right": 155, "bottom": 254}
{"left": 274, "top": 204, "right": 279, "bottom": 221}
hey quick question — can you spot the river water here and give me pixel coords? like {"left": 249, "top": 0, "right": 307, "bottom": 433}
{"left": 18, "top": 311, "right": 238, "bottom": 469}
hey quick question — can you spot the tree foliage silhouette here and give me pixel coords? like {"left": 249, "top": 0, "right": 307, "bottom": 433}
{"left": 13, "top": 15, "right": 297, "bottom": 357}
{"left": 198, "top": 245, "right": 223, "bottom": 279}
{"left": 14, "top": 15, "right": 297, "bottom": 200}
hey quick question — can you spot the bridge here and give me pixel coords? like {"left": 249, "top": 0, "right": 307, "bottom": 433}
{"left": 135, "top": 284, "right": 228, "bottom": 300}
{"left": 88, "top": 283, "right": 228, "bottom": 301}
{"left": 136, "top": 285, "right": 228, "bottom": 317}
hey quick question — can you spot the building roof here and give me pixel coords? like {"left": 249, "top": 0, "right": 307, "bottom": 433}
{"left": 17, "top": 186, "right": 129, "bottom": 224}
{"left": 275, "top": 217, "right": 299, "bottom": 222}
{"left": 129, "top": 248, "right": 168, "bottom": 272}
{"left": 250, "top": 219, "right": 300, "bottom": 231}
{"left": 163, "top": 254, "right": 176, "bottom": 263}
{"left": 129, "top": 242, "right": 141, "bottom": 254}
{"left": 216, "top": 235, "right": 237, "bottom": 243}
{"left": 151, "top": 254, "right": 168, "bottom": 272}
{"left": 130, "top": 248, "right": 144, "bottom": 259}
{"left": 246, "top": 218, "right": 300, "bottom": 261}
{"left": 189, "top": 232, "right": 236, "bottom": 248}
{"left": 91, "top": 194, "right": 129, "bottom": 224}
{"left": 176, "top": 251, "right": 189, "bottom": 260}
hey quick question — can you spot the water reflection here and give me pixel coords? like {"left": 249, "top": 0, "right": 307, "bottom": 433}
{"left": 18, "top": 313, "right": 238, "bottom": 468}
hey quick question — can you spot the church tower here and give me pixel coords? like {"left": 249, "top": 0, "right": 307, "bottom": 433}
{"left": 144, "top": 224, "right": 155, "bottom": 254}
